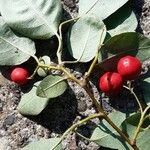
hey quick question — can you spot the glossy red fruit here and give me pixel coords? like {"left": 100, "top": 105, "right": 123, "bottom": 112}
{"left": 99, "top": 72, "right": 123, "bottom": 95}
{"left": 117, "top": 56, "right": 142, "bottom": 80}
{"left": 10, "top": 67, "right": 29, "bottom": 85}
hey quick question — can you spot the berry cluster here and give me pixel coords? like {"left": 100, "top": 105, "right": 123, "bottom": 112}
{"left": 99, "top": 56, "right": 142, "bottom": 95}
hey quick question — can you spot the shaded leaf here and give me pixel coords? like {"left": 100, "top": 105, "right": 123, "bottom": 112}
{"left": 137, "top": 34, "right": 150, "bottom": 61}
{"left": 68, "top": 14, "right": 106, "bottom": 62}
{"left": 37, "top": 56, "right": 51, "bottom": 77}
{"left": 100, "top": 32, "right": 138, "bottom": 56}
{"left": 136, "top": 129, "right": 150, "bottom": 150}
{"left": 22, "top": 138, "right": 62, "bottom": 150}
{"left": 121, "top": 113, "right": 150, "bottom": 145}
{"left": 91, "top": 111, "right": 132, "bottom": 150}
{"left": 98, "top": 33, "right": 150, "bottom": 71}
{"left": 0, "top": 17, "right": 36, "bottom": 65}
{"left": 104, "top": 1, "right": 137, "bottom": 36}
{"left": 125, "top": 113, "right": 150, "bottom": 128}
{"left": 17, "top": 81, "right": 49, "bottom": 115}
{"left": 0, "top": 0, "right": 62, "bottom": 39}
{"left": 121, "top": 113, "right": 150, "bottom": 139}
{"left": 141, "top": 71, "right": 150, "bottom": 106}
{"left": 36, "top": 75, "right": 67, "bottom": 98}
{"left": 79, "top": 0, "right": 128, "bottom": 20}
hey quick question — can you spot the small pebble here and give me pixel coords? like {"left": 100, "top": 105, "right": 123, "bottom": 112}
{"left": 4, "top": 115, "right": 15, "bottom": 126}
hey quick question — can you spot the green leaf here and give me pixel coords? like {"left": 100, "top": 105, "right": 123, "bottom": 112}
{"left": 101, "top": 32, "right": 138, "bottom": 56}
{"left": 99, "top": 33, "right": 150, "bottom": 71}
{"left": 121, "top": 113, "right": 150, "bottom": 133}
{"left": 136, "top": 129, "right": 150, "bottom": 150}
{"left": 22, "top": 138, "right": 62, "bottom": 150}
{"left": 79, "top": 0, "right": 128, "bottom": 20}
{"left": 98, "top": 32, "right": 138, "bottom": 71}
{"left": 0, "top": 0, "right": 62, "bottom": 39}
{"left": 121, "top": 118, "right": 150, "bottom": 150}
{"left": 141, "top": 71, "right": 150, "bottom": 106}
{"left": 67, "top": 14, "right": 106, "bottom": 62}
{"left": 0, "top": 17, "right": 36, "bottom": 65}
{"left": 121, "top": 113, "right": 149, "bottom": 139}
{"left": 104, "top": 1, "right": 137, "bottom": 36}
{"left": 17, "top": 81, "right": 49, "bottom": 115}
{"left": 137, "top": 34, "right": 150, "bottom": 62}
{"left": 37, "top": 56, "right": 51, "bottom": 77}
{"left": 141, "top": 80, "right": 150, "bottom": 105}
{"left": 90, "top": 111, "right": 132, "bottom": 150}
{"left": 121, "top": 121, "right": 137, "bottom": 138}
{"left": 36, "top": 75, "right": 67, "bottom": 98}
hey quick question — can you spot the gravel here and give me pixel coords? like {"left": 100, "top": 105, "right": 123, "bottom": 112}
{"left": 0, "top": 0, "right": 150, "bottom": 150}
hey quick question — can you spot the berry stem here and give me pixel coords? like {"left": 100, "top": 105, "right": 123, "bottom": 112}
{"left": 28, "top": 66, "right": 39, "bottom": 79}
{"left": 131, "top": 88, "right": 143, "bottom": 113}
{"left": 123, "top": 85, "right": 143, "bottom": 114}
{"left": 75, "top": 132, "right": 91, "bottom": 141}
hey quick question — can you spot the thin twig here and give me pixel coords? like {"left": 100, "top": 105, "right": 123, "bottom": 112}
{"left": 132, "top": 105, "right": 150, "bottom": 141}
{"left": 123, "top": 85, "right": 143, "bottom": 114}
{"left": 51, "top": 113, "right": 104, "bottom": 150}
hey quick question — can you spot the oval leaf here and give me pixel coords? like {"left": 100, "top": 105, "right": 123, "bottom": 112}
{"left": 90, "top": 111, "right": 132, "bottom": 150}
{"left": 0, "top": 18, "right": 36, "bottom": 65}
{"left": 67, "top": 14, "right": 106, "bottom": 62}
{"left": 98, "top": 33, "right": 150, "bottom": 71}
{"left": 104, "top": 1, "right": 137, "bottom": 36}
{"left": 0, "top": 0, "right": 62, "bottom": 39}
{"left": 137, "top": 34, "right": 150, "bottom": 61}
{"left": 141, "top": 71, "right": 150, "bottom": 106}
{"left": 36, "top": 75, "right": 67, "bottom": 98}
{"left": 17, "top": 81, "right": 49, "bottom": 115}
{"left": 22, "top": 138, "right": 62, "bottom": 150}
{"left": 136, "top": 129, "right": 150, "bottom": 150}
{"left": 79, "top": 0, "right": 128, "bottom": 20}
{"left": 101, "top": 32, "right": 138, "bottom": 56}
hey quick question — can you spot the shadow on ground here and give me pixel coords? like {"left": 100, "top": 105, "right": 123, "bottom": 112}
{"left": 26, "top": 87, "right": 78, "bottom": 134}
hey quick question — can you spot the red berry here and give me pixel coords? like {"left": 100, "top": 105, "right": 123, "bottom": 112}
{"left": 117, "top": 56, "right": 142, "bottom": 80}
{"left": 10, "top": 67, "right": 29, "bottom": 85}
{"left": 99, "top": 72, "right": 123, "bottom": 95}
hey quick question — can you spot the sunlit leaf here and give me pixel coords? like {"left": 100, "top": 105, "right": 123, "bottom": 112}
{"left": 36, "top": 75, "right": 67, "bottom": 98}
{"left": 91, "top": 111, "right": 132, "bottom": 150}
{"left": 0, "top": 0, "right": 62, "bottom": 39}
{"left": 137, "top": 129, "right": 150, "bottom": 150}
{"left": 68, "top": 14, "right": 106, "bottom": 62}
{"left": 79, "top": 0, "right": 128, "bottom": 20}
{"left": 17, "top": 81, "right": 49, "bottom": 115}
{"left": 0, "top": 17, "right": 36, "bottom": 65}
{"left": 22, "top": 138, "right": 62, "bottom": 150}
